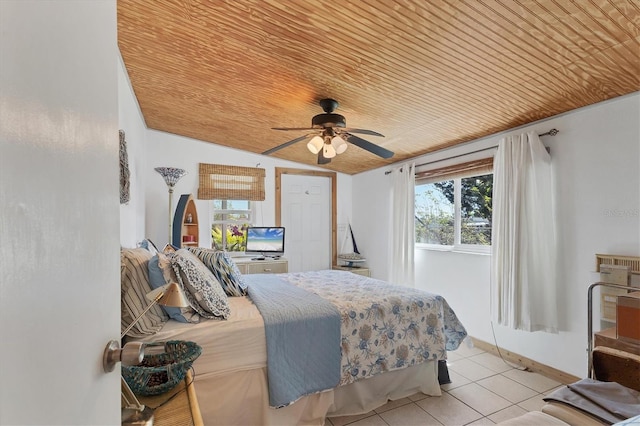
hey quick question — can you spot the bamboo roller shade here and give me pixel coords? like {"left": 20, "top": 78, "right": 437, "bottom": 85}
{"left": 198, "top": 163, "right": 265, "bottom": 201}
{"left": 415, "top": 157, "right": 494, "bottom": 184}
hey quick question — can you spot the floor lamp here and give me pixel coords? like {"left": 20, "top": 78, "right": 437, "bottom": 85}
{"left": 154, "top": 167, "right": 187, "bottom": 244}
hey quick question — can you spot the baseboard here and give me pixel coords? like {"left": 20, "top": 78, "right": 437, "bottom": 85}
{"left": 469, "top": 337, "right": 581, "bottom": 385}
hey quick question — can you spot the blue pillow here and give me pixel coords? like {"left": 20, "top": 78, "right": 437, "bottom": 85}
{"left": 139, "top": 238, "right": 159, "bottom": 255}
{"left": 148, "top": 253, "right": 200, "bottom": 323}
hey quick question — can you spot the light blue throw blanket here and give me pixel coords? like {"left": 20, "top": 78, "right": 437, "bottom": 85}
{"left": 245, "top": 274, "right": 341, "bottom": 408}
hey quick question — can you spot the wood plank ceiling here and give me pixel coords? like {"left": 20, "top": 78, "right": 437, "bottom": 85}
{"left": 118, "top": 0, "right": 639, "bottom": 175}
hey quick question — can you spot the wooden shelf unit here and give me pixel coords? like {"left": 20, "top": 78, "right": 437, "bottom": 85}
{"left": 588, "top": 254, "right": 640, "bottom": 377}
{"left": 594, "top": 327, "right": 640, "bottom": 356}
{"left": 596, "top": 254, "right": 640, "bottom": 274}
{"left": 172, "top": 194, "right": 199, "bottom": 248}
{"left": 595, "top": 254, "right": 640, "bottom": 324}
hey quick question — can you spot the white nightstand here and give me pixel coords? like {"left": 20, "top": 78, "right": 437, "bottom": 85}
{"left": 332, "top": 265, "right": 370, "bottom": 277}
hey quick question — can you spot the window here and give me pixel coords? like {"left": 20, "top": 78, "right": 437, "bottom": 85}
{"left": 415, "top": 159, "right": 493, "bottom": 252}
{"left": 211, "top": 200, "right": 252, "bottom": 252}
{"left": 458, "top": 174, "right": 493, "bottom": 245}
{"left": 415, "top": 180, "right": 455, "bottom": 245}
{"left": 197, "top": 163, "right": 265, "bottom": 252}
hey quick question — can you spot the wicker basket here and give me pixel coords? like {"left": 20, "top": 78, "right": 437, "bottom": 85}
{"left": 122, "top": 340, "right": 202, "bottom": 396}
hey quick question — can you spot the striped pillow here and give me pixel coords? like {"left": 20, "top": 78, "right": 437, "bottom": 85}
{"left": 187, "top": 248, "right": 248, "bottom": 297}
{"left": 121, "top": 248, "right": 169, "bottom": 338}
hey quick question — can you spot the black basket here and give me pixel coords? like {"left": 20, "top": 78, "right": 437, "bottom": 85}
{"left": 122, "top": 340, "right": 201, "bottom": 396}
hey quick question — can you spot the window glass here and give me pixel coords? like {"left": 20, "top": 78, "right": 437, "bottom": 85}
{"left": 415, "top": 180, "right": 454, "bottom": 245}
{"left": 460, "top": 174, "right": 493, "bottom": 245}
{"left": 212, "top": 200, "right": 251, "bottom": 252}
{"left": 415, "top": 173, "right": 492, "bottom": 249}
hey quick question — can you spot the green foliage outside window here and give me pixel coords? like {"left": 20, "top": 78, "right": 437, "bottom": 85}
{"left": 415, "top": 174, "right": 493, "bottom": 246}
{"left": 212, "top": 224, "right": 247, "bottom": 252}
{"left": 211, "top": 200, "right": 251, "bottom": 252}
{"left": 415, "top": 182, "right": 454, "bottom": 245}
{"left": 433, "top": 175, "right": 493, "bottom": 219}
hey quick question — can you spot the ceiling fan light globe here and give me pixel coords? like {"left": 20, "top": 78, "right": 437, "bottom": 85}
{"left": 331, "top": 136, "right": 348, "bottom": 154}
{"left": 323, "top": 143, "right": 337, "bottom": 158}
{"left": 307, "top": 136, "right": 324, "bottom": 154}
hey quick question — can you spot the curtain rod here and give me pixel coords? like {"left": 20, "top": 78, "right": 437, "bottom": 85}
{"left": 385, "top": 128, "right": 559, "bottom": 175}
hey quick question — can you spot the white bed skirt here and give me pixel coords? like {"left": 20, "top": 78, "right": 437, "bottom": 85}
{"left": 194, "top": 360, "right": 441, "bottom": 426}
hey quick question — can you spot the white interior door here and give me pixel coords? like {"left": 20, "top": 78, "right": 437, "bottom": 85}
{"left": 281, "top": 174, "right": 331, "bottom": 272}
{"left": 1, "top": 2, "right": 120, "bottom": 424}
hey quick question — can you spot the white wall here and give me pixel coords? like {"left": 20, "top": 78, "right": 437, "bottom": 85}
{"left": 118, "top": 54, "right": 148, "bottom": 248}
{"left": 139, "top": 130, "right": 354, "bottom": 249}
{"left": 1, "top": 1, "right": 121, "bottom": 424}
{"left": 353, "top": 92, "right": 640, "bottom": 378}
{"left": 352, "top": 166, "right": 394, "bottom": 277}
{"left": 116, "top": 61, "right": 355, "bottom": 250}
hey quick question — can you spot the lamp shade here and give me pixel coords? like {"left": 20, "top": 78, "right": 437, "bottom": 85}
{"left": 146, "top": 282, "right": 190, "bottom": 308}
{"left": 307, "top": 136, "right": 324, "bottom": 154}
{"left": 120, "top": 282, "right": 190, "bottom": 339}
{"left": 331, "top": 135, "right": 348, "bottom": 154}
{"left": 154, "top": 167, "right": 187, "bottom": 188}
{"left": 323, "top": 142, "right": 336, "bottom": 158}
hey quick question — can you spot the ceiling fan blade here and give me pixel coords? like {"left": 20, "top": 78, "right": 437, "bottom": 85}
{"left": 343, "top": 133, "right": 394, "bottom": 159}
{"left": 262, "top": 133, "right": 313, "bottom": 155}
{"left": 317, "top": 150, "right": 331, "bottom": 164}
{"left": 341, "top": 128, "right": 384, "bottom": 137}
{"left": 271, "top": 127, "right": 317, "bottom": 131}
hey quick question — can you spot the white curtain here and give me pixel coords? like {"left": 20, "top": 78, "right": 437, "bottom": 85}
{"left": 491, "top": 132, "right": 558, "bottom": 332}
{"left": 390, "top": 162, "right": 415, "bottom": 287}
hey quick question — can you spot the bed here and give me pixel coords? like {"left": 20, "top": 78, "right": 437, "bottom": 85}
{"left": 121, "top": 246, "right": 468, "bottom": 425}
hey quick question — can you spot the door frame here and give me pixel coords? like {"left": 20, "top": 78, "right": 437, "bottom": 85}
{"left": 275, "top": 167, "right": 337, "bottom": 267}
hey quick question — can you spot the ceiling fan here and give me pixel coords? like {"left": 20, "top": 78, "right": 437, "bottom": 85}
{"left": 263, "top": 99, "right": 394, "bottom": 164}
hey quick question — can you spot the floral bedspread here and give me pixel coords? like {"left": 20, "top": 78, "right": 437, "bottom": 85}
{"left": 278, "top": 270, "right": 468, "bottom": 386}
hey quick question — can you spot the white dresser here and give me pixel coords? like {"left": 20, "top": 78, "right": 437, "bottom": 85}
{"left": 233, "top": 257, "right": 288, "bottom": 274}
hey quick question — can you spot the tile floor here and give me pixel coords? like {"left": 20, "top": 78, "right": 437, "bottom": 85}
{"left": 327, "top": 343, "right": 564, "bottom": 426}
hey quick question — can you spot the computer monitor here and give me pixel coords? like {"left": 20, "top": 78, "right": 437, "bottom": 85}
{"left": 245, "top": 227, "right": 285, "bottom": 256}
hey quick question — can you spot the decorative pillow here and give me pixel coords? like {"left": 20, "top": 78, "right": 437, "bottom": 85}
{"left": 187, "top": 247, "right": 248, "bottom": 297}
{"left": 139, "top": 238, "right": 159, "bottom": 256}
{"left": 121, "top": 248, "right": 169, "bottom": 338}
{"left": 148, "top": 253, "right": 201, "bottom": 323}
{"left": 171, "top": 249, "right": 230, "bottom": 319}
{"left": 162, "top": 243, "right": 179, "bottom": 254}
